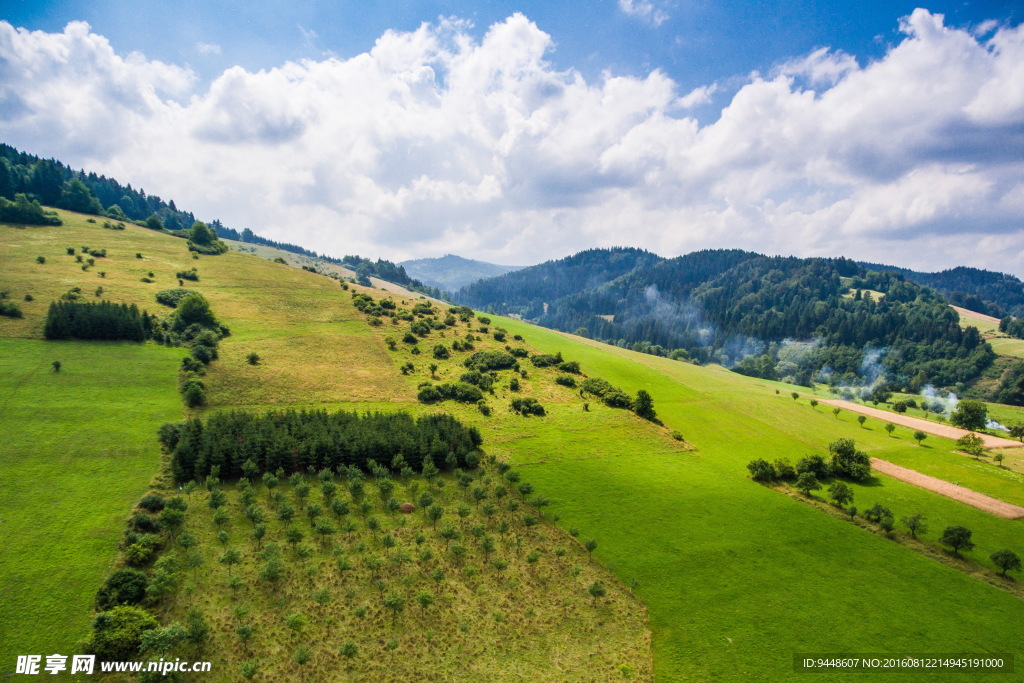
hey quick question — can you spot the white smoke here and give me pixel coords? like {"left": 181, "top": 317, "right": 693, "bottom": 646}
{"left": 986, "top": 418, "right": 1009, "bottom": 432}
{"left": 920, "top": 384, "right": 958, "bottom": 415}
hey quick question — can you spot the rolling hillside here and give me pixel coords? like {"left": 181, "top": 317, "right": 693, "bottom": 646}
{"left": 2, "top": 210, "right": 1023, "bottom": 680}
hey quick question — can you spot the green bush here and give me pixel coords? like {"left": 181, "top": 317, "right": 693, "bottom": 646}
{"left": 138, "top": 494, "right": 166, "bottom": 513}
{"left": 96, "top": 568, "right": 149, "bottom": 609}
{"left": 155, "top": 289, "right": 200, "bottom": 308}
{"left": 510, "top": 397, "right": 545, "bottom": 416}
{"left": 87, "top": 605, "right": 158, "bottom": 660}
{"left": 555, "top": 375, "right": 577, "bottom": 388}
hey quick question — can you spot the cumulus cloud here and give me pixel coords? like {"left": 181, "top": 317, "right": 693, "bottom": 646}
{"left": 618, "top": 0, "right": 670, "bottom": 27}
{"left": 0, "top": 11, "right": 1023, "bottom": 274}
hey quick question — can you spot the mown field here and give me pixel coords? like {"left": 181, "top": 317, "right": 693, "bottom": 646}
{"left": 0, "top": 338, "right": 184, "bottom": 664}
{"left": 3, "top": 210, "right": 1024, "bottom": 681}
{"left": 954, "top": 306, "right": 1024, "bottom": 360}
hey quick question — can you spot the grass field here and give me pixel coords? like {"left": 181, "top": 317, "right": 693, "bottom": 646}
{"left": 0, "top": 338, "right": 184, "bottom": 665}
{"left": 4, "top": 211, "right": 1024, "bottom": 681}
{"left": 953, "top": 306, "right": 1024, "bottom": 360}
{"left": 464, "top": 324, "right": 1024, "bottom": 681}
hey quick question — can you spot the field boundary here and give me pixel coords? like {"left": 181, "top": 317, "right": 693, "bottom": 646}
{"left": 821, "top": 399, "right": 1020, "bottom": 448}
{"left": 871, "top": 457, "right": 1024, "bottom": 519}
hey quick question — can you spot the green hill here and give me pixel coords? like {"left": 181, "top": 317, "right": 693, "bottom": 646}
{"left": 2, "top": 209, "right": 1023, "bottom": 681}
{"left": 400, "top": 254, "right": 527, "bottom": 293}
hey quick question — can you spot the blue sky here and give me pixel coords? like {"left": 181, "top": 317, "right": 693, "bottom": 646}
{"left": 2, "top": 2, "right": 1023, "bottom": 273}
{"left": 9, "top": 1, "right": 1019, "bottom": 98}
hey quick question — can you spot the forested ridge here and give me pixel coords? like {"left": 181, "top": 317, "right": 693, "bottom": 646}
{"left": 859, "top": 262, "right": 1024, "bottom": 318}
{"left": 458, "top": 248, "right": 1009, "bottom": 397}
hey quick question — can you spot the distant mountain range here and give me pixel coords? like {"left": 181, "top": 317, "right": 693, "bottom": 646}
{"left": 858, "top": 262, "right": 1024, "bottom": 318}
{"left": 400, "top": 254, "right": 526, "bottom": 293}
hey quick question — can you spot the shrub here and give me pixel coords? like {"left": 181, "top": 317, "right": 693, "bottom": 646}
{"left": 182, "top": 381, "right": 207, "bottom": 408}
{"left": 138, "top": 494, "right": 166, "bottom": 513}
{"left": 555, "top": 375, "right": 577, "bottom": 388}
{"left": 130, "top": 513, "right": 160, "bottom": 534}
{"left": 507, "top": 346, "right": 529, "bottom": 358}
{"left": 35, "top": 255, "right": 45, "bottom": 264}
{"left": 0, "top": 301, "right": 23, "bottom": 318}
{"left": 155, "top": 289, "right": 200, "bottom": 308}
{"left": 746, "top": 459, "right": 776, "bottom": 481}
{"left": 465, "top": 350, "right": 516, "bottom": 371}
{"left": 97, "top": 568, "right": 149, "bottom": 609}
{"left": 433, "top": 344, "right": 450, "bottom": 360}
{"left": 558, "top": 361, "right": 581, "bottom": 374}
{"left": 510, "top": 397, "right": 545, "bottom": 416}
{"left": 531, "top": 352, "right": 562, "bottom": 368}
{"left": 87, "top": 605, "right": 159, "bottom": 660}
{"left": 247, "top": 352, "right": 260, "bottom": 365}
{"left": 176, "top": 268, "right": 200, "bottom": 282}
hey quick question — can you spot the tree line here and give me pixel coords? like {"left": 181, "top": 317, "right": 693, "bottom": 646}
{"left": 44, "top": 301, "right": 155, "bottom": 342}
{"left": 159, "top": 410, "right": 483, "bottom": 483}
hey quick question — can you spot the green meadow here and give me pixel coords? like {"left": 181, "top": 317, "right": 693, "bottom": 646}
{"left": 0, "top": 338, "right": 183, "bottom": 663}
{"left": 467, "top": 322, "right": 1024, "bottom": 681}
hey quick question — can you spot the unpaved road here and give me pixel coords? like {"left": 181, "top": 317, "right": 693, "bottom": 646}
{"left": 870, "top": 458, "right": 1024, "bottom": 519}
{"left": 821, "top": 399, "right": 1020, "bottom": 449}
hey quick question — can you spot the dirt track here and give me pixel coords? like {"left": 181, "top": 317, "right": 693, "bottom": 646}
{"left": 820, "top": 399, "right": 1020, "bottom": 449}
{"left": 870, "top": 458, "right": 1024, "bottom": 519}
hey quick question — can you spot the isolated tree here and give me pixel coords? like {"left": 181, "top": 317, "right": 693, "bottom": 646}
{"left": 956, "top": 433, "right": 985, "bottom": 458}
{"left": 994, "top": 453, "right": 1005, "bottom": 468}
{"left": 185, "top": 608, "right": 211, "bottom": 654}
{"left": 990, "top": 549, "right": 1021, "bottom": 577}
{"left": 950, "top": 400, "right": 988, "bottom": 432}
{"left": 939, "top": 525, "right": 974, "bottom": 556}
{"left": 795, "top": 472, "right": 821, "bottom": 497}
{"left": 588, "top": 581, "right": 606, "bottom": 607}
{"left": 828, "top": 481, "right": 853, "bottom": 508}
{"left": 1010, "top": 424, "right": 1024, "bottom": 443}
{"left": 901, "top": 514, "right": 927, "bottom": 539}
{"left": 827, "top": 438, "right": 870, "bottom": 481}
{"left": 791, "top": 392, "right": 799, "bottom": 401}
{"left": 584, "top": 538, "right": 598, "bottom": 559}
{"left": 634, "top": 389, "right": 657, "bottom": 421}
{"left": 52, "top": 360, "right": 61, "bottom": 372}
{"left": 339, "top": 641, "right": 358, "bottom": 660}
{"left": 913, "top": 430, "right": 927, "bottom": 446}
{"left": 832, "top": 407, "right": 841, "bottom": 418}
{"left": 857, "top": 415, "right": 867, "bottom": 428}
{"left": 884, "top": 423, "right": 896, "bottom": 437}
{"left": 809, "top": 399, "right": 818, "bottom": 410}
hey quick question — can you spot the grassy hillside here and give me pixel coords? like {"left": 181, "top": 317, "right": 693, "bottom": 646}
{"left": 955, "top": 306, "right": 1024, "bottom": 360}
{"left": 0, "top": 210, "right": 653, "bottom": 679}
{"left": 3, "top": 209, "right": 1023, "bottom": 681}
{"left": 0, "top": 338, "right": 183, "bottom": 663}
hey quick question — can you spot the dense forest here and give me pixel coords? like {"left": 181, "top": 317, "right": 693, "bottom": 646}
{"left": 459, "top": 248, "right": 1002, "bottom": 397}
{"left": 860, "top": 262, "right": 1024, "bottom": 318}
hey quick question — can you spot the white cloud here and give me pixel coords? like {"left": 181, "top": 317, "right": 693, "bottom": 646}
{"left": 195, "top": 42, "right": 221, "bottom": 55}
{"left": 618, "top": 0, "right": 669, "bottom": 27}
{"left": 0, "top": 11, "right": 1023, "bottom": 275}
